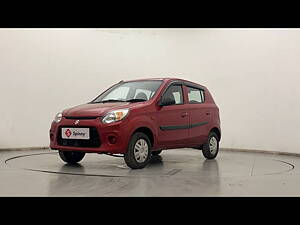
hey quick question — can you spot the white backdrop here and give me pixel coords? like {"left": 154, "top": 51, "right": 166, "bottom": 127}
{"left": 0, "top": 29, "right": 299, "bottom": 153}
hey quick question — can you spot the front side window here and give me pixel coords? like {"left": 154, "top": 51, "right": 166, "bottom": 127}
{"left": 92, "top": 80, "right": 163, "bottom": 103}
{"left": 187, "top": 87, "right": 204, "bottom": 103}
{"left": 162, "top": 84, "right": 184, "bottom": 105}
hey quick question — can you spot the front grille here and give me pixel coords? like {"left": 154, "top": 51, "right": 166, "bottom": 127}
{"left": 57, "top": 126, "right": 101, "bottom": 148}
{"left": 65, "top": 116, "right": 98, "bottom": 120}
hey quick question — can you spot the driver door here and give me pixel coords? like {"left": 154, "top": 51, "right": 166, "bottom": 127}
{"left": 156, "top": 83, "right": 189, "bottom": 148}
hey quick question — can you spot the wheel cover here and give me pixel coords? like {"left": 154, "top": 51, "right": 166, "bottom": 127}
{"left": 209, "top": 137, "right": 218, "bottom": 155}
{"left": 134, "top": 139, "right": 149, "bottom": 163}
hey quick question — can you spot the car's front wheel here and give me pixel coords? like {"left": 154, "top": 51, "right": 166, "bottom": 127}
{"left": 124, "top": 132, "right": 151, "bottom": 169}
{"left": 59, "top": 150, "right": 86, "bottom": 164}
{"left": 202, "top": 132, "right": 219, "bottom": 159}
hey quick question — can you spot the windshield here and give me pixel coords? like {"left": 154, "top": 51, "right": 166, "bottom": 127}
{"left": 91, "top": 80, "right": 163, "bottom": 103}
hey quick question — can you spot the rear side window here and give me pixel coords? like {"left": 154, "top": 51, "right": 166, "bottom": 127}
{"left": 187, "top": 87, "right": 205, "bottom": 103}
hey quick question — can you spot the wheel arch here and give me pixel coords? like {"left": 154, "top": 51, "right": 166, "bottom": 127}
{"left": 210, "top": 127, "right": 221, "bottom": 141}
{"left": 131, "top": 126, "right": 155, "bottom": 148}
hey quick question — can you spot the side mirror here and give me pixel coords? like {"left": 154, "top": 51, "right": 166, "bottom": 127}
{"left": 159, "top": 97, "right": 176, "bottom": 106}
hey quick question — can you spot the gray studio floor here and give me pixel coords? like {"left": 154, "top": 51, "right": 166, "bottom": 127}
{"left": 0, "top": 148, "right": 300, "bottom": 196}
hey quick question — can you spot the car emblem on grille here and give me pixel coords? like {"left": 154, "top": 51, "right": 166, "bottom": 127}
{"left": 74, "top": 120, "right": 80, "bottom": 125}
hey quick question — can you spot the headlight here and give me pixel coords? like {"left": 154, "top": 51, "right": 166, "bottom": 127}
{"left": 54, "top": 112, "right": 62, "bottom": 123}
{"left": 102, "top": 109, "right": 129, "bottom": 124}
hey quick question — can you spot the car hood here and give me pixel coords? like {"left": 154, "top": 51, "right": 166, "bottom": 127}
{"left": 62, "top": 102, "right": 132, "bottom": 117}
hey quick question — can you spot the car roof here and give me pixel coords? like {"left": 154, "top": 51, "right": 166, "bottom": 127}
{"left": 123, "top": 77, "right": 206, "bottom": 88}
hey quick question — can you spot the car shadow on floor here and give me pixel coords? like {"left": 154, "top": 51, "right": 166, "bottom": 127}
{"left": 148, "top": 155, "right": 164, "bottom": 166}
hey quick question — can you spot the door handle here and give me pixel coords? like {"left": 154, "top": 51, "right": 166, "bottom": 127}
{"left": 181, "top": 112, "right": 188, "bottom": 117}
{"left": 206, "top": 112, "right": 211, "bottom": 116}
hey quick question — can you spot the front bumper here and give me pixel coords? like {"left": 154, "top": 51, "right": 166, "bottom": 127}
{"left": 49, "top": 117, "right": 130, "bottom": 154}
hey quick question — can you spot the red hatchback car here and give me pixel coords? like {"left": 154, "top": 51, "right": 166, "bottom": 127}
{"left": 50, "top": 78, "right": 221, "bottom": 169}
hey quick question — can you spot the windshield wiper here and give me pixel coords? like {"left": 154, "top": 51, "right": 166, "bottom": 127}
{"left": 125, "top": 99, "right": 147, "bottom": 102}
{"left": 90, "top": 99, "right": 126, "bottom": 104}
{"left": 90, "top": 99, "right": 147, "bottom": 104}
{"left": 101, "top": 99, "right": 126, "bottom": 103}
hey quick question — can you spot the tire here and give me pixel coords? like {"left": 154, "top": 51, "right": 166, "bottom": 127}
{"left": 59, "top": 150, "right": 86, "bottom": 164}
{"left": 124, "top": 132, "right": 152, "bottom": 169}
{"left": 152, "top": 150, "right": 162, "bottom": 156}
{"left": 202, "top": 132, "right": 219, "bottom": 159}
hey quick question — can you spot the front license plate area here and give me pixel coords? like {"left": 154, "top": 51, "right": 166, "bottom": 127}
{"left": 61, "top": 128, "right": 90, "bottom": 140}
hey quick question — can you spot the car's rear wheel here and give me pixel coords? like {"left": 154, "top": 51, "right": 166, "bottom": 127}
{"left": 59, "top": 150, "right": 86, "bottom": 164}
{"left": 124, "top": 132, "right": 151, "bottom": 169}
{"left": 152, "top": 150, "right": 162, "bottom": 156}
{"left": 202, "top": 132, "right": 219, "bottom": 159}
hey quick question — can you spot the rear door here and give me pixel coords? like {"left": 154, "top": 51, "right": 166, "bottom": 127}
{"left": 156, "top": 83, "right": 189, "bottom": 147}
{"left": 186, "top": 86, "right": 211, "bottom": 145}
